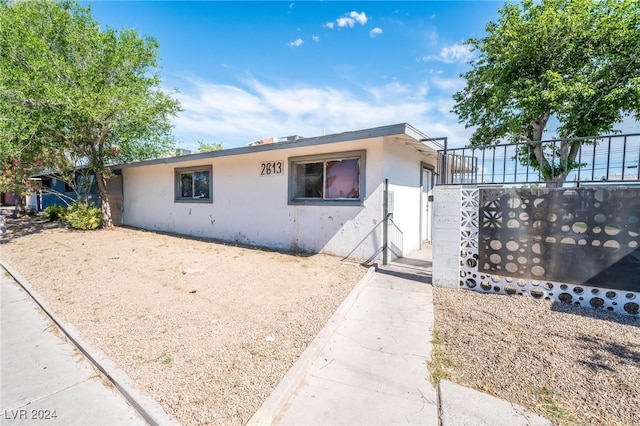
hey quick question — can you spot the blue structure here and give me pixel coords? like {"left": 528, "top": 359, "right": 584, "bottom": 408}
{"left": 32, "top": 173, "right": 100, "bottom": 210}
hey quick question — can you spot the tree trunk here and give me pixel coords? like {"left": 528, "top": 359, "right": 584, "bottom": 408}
{"left": 528, "top": 115, "right": 555, "bottom": 182}
{"left": 12, "top": 196, "right": 25, "bottom": 219}
{"left": 94, "top": 169, "right": 113, "bottom": 228}
{"left": 545, "top": 140, "right": 581, "bottom": 187}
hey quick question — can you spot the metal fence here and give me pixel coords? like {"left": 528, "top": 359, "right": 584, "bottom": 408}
{"left": 437, "top": 133, "right": 640, "bottom": 186}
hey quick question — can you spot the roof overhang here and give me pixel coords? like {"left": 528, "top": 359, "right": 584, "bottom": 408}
{"left": 113, "top": 123, "right": 444, "bottom": 170}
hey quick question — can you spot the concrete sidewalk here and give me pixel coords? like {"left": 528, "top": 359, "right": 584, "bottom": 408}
{"left": 249, "top": 247, "right": 551, "bottom": 426}
{"left": 0, "top": 266, "right": 171, "bottom": 426}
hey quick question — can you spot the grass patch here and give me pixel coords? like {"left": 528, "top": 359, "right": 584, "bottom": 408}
{"left": 535, "top": 387, "right": 573, "bottom": 425}
{"left": 428, "top": 330, "right": 456, "bottom": 384}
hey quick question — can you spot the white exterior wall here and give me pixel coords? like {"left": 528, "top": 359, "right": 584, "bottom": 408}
{"left": 123, "top": 139, "right": 386, "bottom": 260}
{"left": 381, "top": 139, "right": 432, "bottom": 257}
{"left": 431, "top": 186, "right": 462, "bottom": 288}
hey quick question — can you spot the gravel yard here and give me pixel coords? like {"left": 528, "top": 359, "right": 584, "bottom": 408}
{"left": 431, "top": 286, "right": 640, "bottom": 426}
{"left": 1, "top": 214, "right": 366, "bottom": 425}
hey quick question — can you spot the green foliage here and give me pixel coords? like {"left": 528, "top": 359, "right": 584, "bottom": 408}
{"left": 0, "top": 0, "right": 182, "bottom": 225}
{"left": 43, "top": 204, "right": 66, "bottom": 221}
{"left": 197, "top": 141, "right": 224, "bottom": 153}
{"left": 65, "top": 202, "right": 103, "bottom": 230}
{"left": 452, "top": 0, "right": 640, "bottom": 182}
{"left": 428, "top": 330, "right": 456, "bottom": 384}
{"left": 535, "top": 387, "right": 573, "bottom": 425}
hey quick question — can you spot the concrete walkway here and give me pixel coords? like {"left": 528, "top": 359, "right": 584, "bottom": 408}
{"left": 249, "top": 246, "right": 551, "bottom": 426}
{"left": 1, "top": 264, "right": 174, "bottom": 426}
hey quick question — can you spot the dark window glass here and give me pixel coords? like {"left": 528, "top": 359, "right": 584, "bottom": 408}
{"left": 180, "top": 173, "right": 194, "bottom": 198}
{"left": 176, "top": 167, "right": 211, "bottom": 202}
{"left": 193, "top": 171, "right": 209, "bottom": 199}
{"left": 294, "top": 162, "right": 323, "bottom": 198}
{"left": 292, "top": 156, "right": 361, "bottom": 202}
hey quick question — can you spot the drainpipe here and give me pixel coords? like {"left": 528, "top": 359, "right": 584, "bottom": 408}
{"left": 382, "top": 178, "right": 389, "bottom": 265}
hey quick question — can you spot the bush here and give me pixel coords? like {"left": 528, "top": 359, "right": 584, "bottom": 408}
{"left": 43, "top": 204, "right": 66, "bottom": 221}
{"left": 65, "top": 202, "right": 103, "bottom": 230}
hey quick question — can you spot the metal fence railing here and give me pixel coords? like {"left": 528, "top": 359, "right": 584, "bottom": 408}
{"left": 437, "top": 133, "right": 640, "bottom": 187}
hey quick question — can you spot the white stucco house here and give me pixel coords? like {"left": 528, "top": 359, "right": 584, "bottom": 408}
{"left": 112, "top": 123, "right": 442, "bottom": 262}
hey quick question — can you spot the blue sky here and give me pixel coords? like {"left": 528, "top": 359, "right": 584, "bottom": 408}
{"left": 86, "top": 1, "right": 639, "bottom": 151}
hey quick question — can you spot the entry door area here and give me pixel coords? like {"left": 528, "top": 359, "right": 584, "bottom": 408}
{"left": 421, "top": 166, "right": 434, "bottom": 244}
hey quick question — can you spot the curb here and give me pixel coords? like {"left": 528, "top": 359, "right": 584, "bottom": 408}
{"left": 0, "top": 260, "right": 179, "bottom": 426}
{"left": 247, "top": 264, "right": 377, "bottom": 425}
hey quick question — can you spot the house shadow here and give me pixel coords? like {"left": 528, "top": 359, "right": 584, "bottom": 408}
{"left": 550, "top": 300, "right": 640, "bottom": 328}
{"left": 364, "top": 244, "right": 434, "bottom": 284}
{"left": 372, "top": 263, "right": 433, "bottom": 284}
{"left": 119, "top": 225, "right": 319, "bottom": 258}
{"left": 393, "top": 256, "right": 432, "bottom": 269}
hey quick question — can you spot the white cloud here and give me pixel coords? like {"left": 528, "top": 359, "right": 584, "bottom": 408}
{"left": 331, "top": 11, "right": 368, "bottom": 29}
{"left": 350, "top": 11, "right": 368, "bottom": 25}
{"left": 167, "top": 75, "right": 475, "bottom": 151}
{"left": 336, "top": 17, "right": 354, "bottom": 28}
{"left": 439, "top": 43, "right": 473, "bottom": 63}
{"left": 419, "top": 43, "right": 474, "bottom": 64}
{"left": 287, "top": 38, "right": 303, "bottom": 47}
{"left": 370, "top": 27, "right": 383, "bottom": 38}
{"left": 431, "top": 76, "right": 465, "bottom": 91}
{"left": 312, "top": 35, "right": 320, "bottom": 42}
{"left": 366, "top": 81, "right": 429, "bottom": 102}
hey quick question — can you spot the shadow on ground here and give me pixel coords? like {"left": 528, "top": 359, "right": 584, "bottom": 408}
{"left": 0, "top": 209, "right": 68, "bottom": 244}
{"left": 551, "top": 300, "right": 640, "bottom": 327}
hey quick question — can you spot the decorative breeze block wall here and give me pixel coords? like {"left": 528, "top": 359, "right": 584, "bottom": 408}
{"left": 459, "top": 187, "right": 640, "bottom": 316}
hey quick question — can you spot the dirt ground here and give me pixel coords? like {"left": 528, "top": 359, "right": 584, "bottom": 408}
{"left": 432, "top": 283, "right": 640, "bottom": 426}
{"left": 1, "top": 212, "right": 367, "bottom": 425}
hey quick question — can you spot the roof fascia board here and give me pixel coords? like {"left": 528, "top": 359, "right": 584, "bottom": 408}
{"left": 114, "top": 123, "right": 434, "bottom": 170}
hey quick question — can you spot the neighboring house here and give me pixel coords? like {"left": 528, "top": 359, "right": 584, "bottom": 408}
{"left": 112, "top": 123, "right": 442, "bottom": 261}
{"left": 25, "top": 171, "right": 100, "bottom": 211}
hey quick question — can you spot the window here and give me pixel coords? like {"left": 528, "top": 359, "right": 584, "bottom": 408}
{"left": 175, "top": 166, "right": 212, "bottom": 202}
{"left": 289, "top": 151, "right": 365, "bottom": 205}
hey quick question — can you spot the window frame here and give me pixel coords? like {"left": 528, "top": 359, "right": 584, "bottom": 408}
{"left": 288, "top": 150, "right": 366, "bottom": 206}
{"left": 174, "top": 165, "right": 213, "bottom": 203}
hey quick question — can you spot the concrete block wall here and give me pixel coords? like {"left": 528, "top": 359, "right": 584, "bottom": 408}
{"left": 432, "top": 186, "right": 462, "bottom": 288}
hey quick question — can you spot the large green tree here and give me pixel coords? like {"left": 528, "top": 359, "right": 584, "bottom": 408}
{"left": 0, "top": 0, "right": 181, "bottom": 225}
{"left": 452, "top": 0, "right": 640, "bottom": 184}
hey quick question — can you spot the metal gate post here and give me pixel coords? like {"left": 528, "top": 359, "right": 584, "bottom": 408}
{"left": 382, "top": 178, "right": 388, "bottom": 265}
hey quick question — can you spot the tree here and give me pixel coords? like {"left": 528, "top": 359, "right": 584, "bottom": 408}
{"left": 197, "top": 140, "right": 224, "bottom": 153}
{"left": 452, "top": 0, "right": 640, "bottom": 184}
{"left": 0, "top": 151, "right": 42, "bottom": 218}
{"left": 0, "top": 0, "right": 181, "bottom": 225}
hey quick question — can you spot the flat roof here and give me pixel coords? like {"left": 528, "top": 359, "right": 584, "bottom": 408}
{"left": 114, "top": 123, "right": 442, "bottom": 170}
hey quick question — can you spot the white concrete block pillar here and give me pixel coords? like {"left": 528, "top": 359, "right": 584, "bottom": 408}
{"left": 432, "top": 186, "right": 462, "bottom": 288}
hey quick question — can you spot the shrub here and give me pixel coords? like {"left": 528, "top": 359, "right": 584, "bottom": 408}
{"left": 65, "top": 202, "right": 103, "bottom": 230}
{"left": 43, "top": 204, "right": 66, "bottom": 221}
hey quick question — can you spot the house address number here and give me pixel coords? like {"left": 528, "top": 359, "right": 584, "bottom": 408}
{"left": 260, "top": 161, "right": 283, "bottom": 176}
